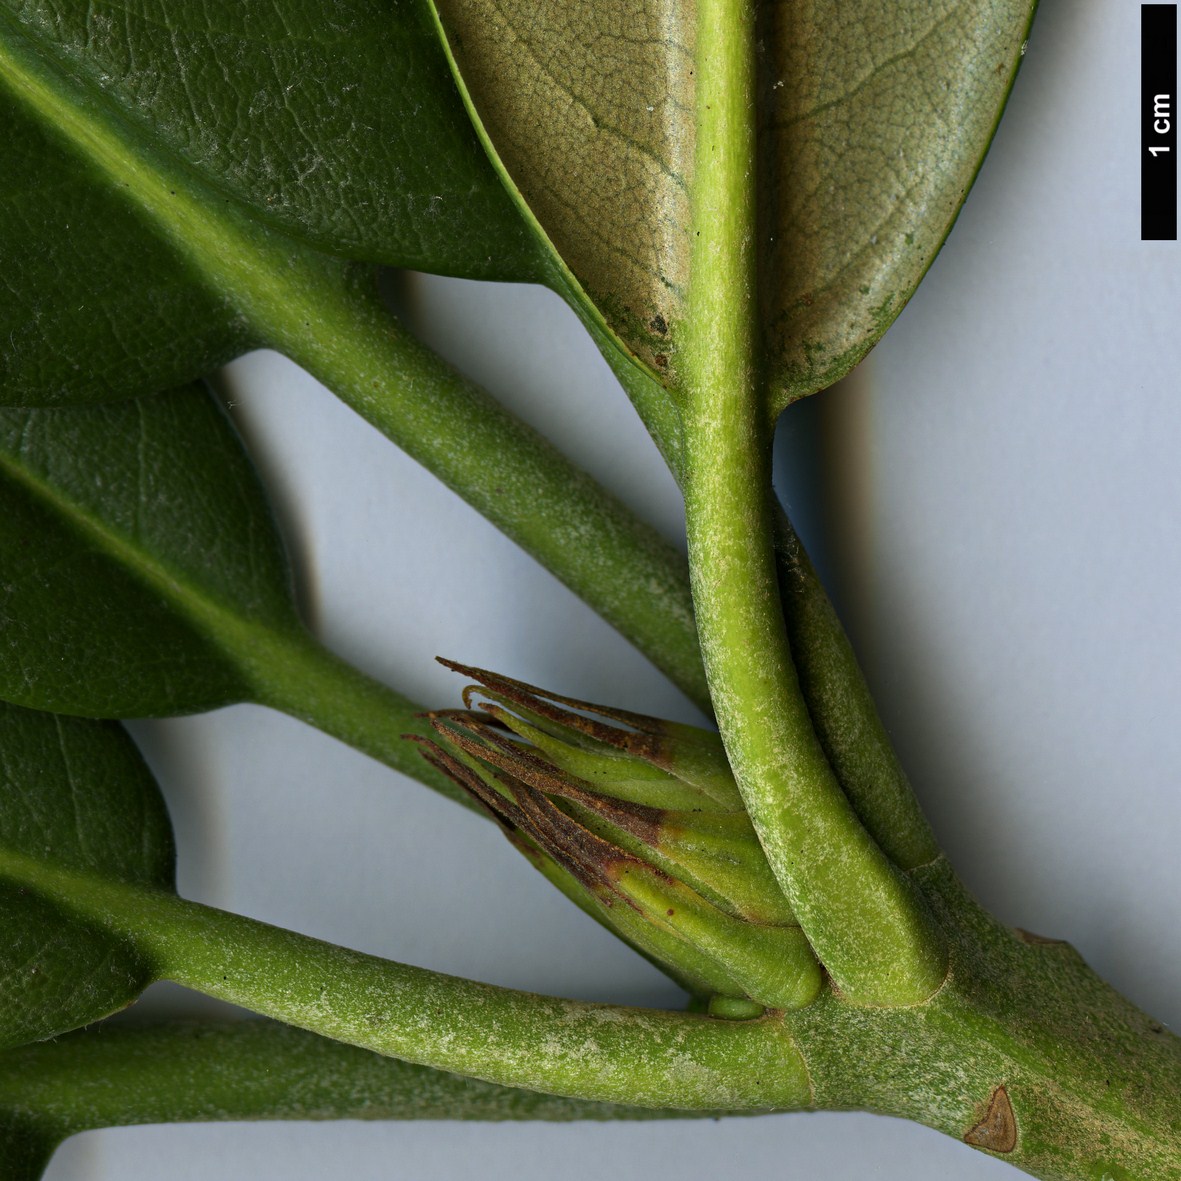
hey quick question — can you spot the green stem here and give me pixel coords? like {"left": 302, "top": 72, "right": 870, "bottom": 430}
{"left": 771, "top": 507, "right": 939, "bottom": 870}
{"left": 686, "top": 402, "right": 947, "bottom": 1007}
{"left": 257, "top": 266, "right": 709, "bottom": 714}
{"left": 678, "top": 0, "right": 943, "bottom": 1006}
{"left": 6, "top": 859, "right": 1179, "bottom": 1181}
{"left": 0, "top": 1022, "right": 708, "bottom": 1181}
{"left": 233, "top": 626, "right": 474, "bottom": 810}
{"left": 0, "top": 1019, "right": 702, "bottom": 1165}
{"left": 1, "top": 851, "right": 809, "bottom": 1113}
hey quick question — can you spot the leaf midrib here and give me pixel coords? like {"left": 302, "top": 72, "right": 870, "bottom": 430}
{"left": 0, "top": 446, "right": 299, "bottom": 693}
{"left": 0, "top": 10, "right": 347, "bottom": 351}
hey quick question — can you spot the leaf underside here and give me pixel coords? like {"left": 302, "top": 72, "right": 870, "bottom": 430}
{"left": 1, "top": 0, "right": 1037, "bottom": 428}
{"left": 432, "top": 0, "right": 1039, "bottom": 413}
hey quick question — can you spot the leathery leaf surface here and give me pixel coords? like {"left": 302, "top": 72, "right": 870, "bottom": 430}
{"left": 431, "top": 0, "right": 1039, "bottom": 414}
{"left": 0, "top": 383, "right": 300, "bottom": 716}
{"left": 0, "top": 0, "right": 542, "bottom": 405}
{"left": 0, "top": 706, "right": 173, "bottom": 1049}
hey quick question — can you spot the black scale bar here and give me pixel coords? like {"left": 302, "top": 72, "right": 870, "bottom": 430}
{"left": 1143, "top": 4, "right": 1177, "bottom": 240}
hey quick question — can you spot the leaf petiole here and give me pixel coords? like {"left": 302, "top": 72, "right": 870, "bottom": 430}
{"left": 676, "top": 0, "right": 945, "bottom": 1007}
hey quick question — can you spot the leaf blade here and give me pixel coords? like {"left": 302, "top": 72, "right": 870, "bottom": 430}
{"left": 429, "top": 0, "right": 1039, "bottom": 416}
{"left": 0, "top": 0, "right": 542, "bottom": 406}
{"left": 759, "top": 0, "right": 1039, "bottom": 409}
{"left": 0, "top": 706, "right": 173, "bottom": 1049}
{"left": 0, "top": 385, "right": 299, "bottom": 716}
{"left": 0, "top": 381, "right": 474, "bottom": 802}
{"left": 3, "top": 0, "right": 536, "bottom": 274}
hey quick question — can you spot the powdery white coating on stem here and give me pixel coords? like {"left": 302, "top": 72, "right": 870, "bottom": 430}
{"left": 0, "top": 851, "right": 812, "bottom": 1112}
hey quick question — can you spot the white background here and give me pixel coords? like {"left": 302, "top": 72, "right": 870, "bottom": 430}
{"left": 49, "top": 1, "right": 1180, "bottom": 1177}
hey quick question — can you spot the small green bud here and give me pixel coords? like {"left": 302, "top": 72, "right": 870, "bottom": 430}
{"left": 413, "top": 662, "right": 822, "bottom": 1012}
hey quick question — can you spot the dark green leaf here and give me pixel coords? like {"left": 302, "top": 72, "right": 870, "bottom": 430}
{"left": 0, "top": 378, "right": 483, "bottom": 802}
{"left": 0, "top": 705, "right": 174, "bottom": 1049}
{"left": 3, "top": 81, "right": 258, "bottom": 402}
{"left": 0, "top": 1110, "right": 59, "bottom": 1181}
{"left": 0, "top": 383, "right": 299, "bottom": 715}
{"left": 0, "top": 0, "right": 541, "bottom": 405}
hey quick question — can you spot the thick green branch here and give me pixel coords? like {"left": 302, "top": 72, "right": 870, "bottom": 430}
{"left": 683, "top": 409, "right": 944, "bottom": 1005}
{"left": 678, "top": 0, "right": 944, "bottom": 1006}
{"left": 0, "top": 852, "right": 809, "bottom": 1113}
{"left": 0, "top": 1019, "right": 703, "bottom": 1139}
{"left": 771, "top": 508, "right": 939, "bottom": 871}
{"left": 792, "top": 862, "right": 1181, "bottom": 1181}
{"left": 0, "top": 1022, "right": 712, "bottom": 1181}
{"left": 6, "top": 861, "right": 1178, "bottom": 1181}
{"left": 266, "top": 269, "right": 709, "bottom": 714}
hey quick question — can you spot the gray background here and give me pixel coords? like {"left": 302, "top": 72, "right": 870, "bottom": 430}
{"left": 49, "top": 1, "right": 1180, "bottom": 1177}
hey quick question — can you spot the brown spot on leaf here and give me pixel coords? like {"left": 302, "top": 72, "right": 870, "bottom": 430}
{"left": 964, "top": 1085, "right": 1017, "bottom": 1153}
{"left": 650, "top": 314, "right": 668, "bottom": 336}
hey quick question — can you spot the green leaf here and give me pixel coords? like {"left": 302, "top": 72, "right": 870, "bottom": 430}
{"left": 0, "top": 382, "right": 471, "bottom": 802}
{"left": 0, "top": 705, "right": 174, "bottom": 1050}
{"left": 0, "top": 2, "right": 718, "bottom": 725}
{"left": 0, "top": 1110, "right": 58, "bottom": 1181}
{"left": 429, "top": 0, "right": 1038, "bottom": 416}
{"left": 0, "top": 385, "right": 299, "bottom": 715}
{"left": 0, "top": 0, "right": 541, "bottom": 405}
{"left": 9, "top": 0, "right": 536, "bottom": 272}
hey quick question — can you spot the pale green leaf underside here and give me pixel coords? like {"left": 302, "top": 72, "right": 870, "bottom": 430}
{"left": 433, "top": 0, "right": 1038, "bottom": 413}
{"left": 435, "top": 0, "right": 692, "bottom": 380}
{"left": 758, "top": 0, "right": 1038, "bottom": 405}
